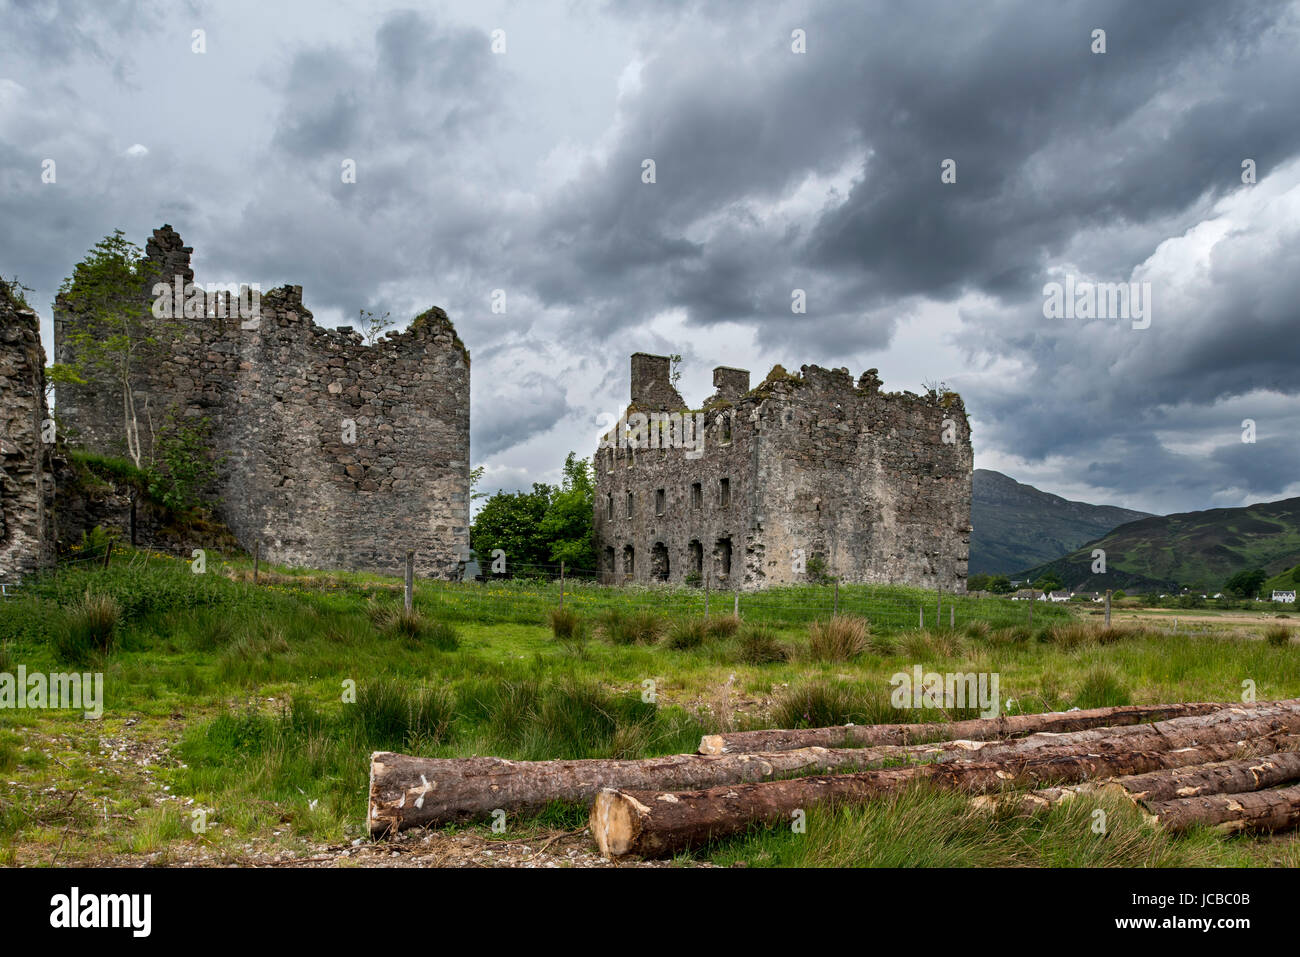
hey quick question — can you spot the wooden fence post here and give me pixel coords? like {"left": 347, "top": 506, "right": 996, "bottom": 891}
{"left": 404, "top": 550, "right": 415, "bottom": 614}
{"left": 733, "top": 578, "right": 739, "bottom": 618}
{"left": 704, "top": 568, "right": 711, "bottom": 620}
{"left": 1105, "top": 589, "right": 1112, "bottom": 627}
{"left": 936, "top": 584, "right": 942, "bottom": 630}
{"left": 918, "top": 604, "right": 924, "bottom": 628}
{"left": 560, "top": 561, "right": 565, "bottom": 609}
{"left": 252, "top": 541, "right": 260, "bottom": 585}
{"left": 833, "top": 579, "right": 839, "bottom": 616}
{"left": 950, "top": 603, "right": 955, "bottom": 629}
{"left": 101, "top": 541, "right": 113, "bottom": 570}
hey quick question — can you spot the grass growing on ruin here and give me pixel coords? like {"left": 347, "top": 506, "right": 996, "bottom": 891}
{"left": 1, "top": 547, "right": 1297, "bottom": 866}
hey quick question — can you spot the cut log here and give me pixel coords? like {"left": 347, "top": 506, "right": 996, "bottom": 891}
{"left": 973, "top": 735, "right": 1300, "bottom": 813}
{"left": 372, "top": 701, "right": 1300, "bottom": 836}
{"left": 369, "top": 745, "right": 938, "bottom": 836}
{"left": 592, "top": 703, "right": 1300, "bottom": 857}
{"left": 1146, "top": 784, "right": 1300, "bottom": 833}
{"left": 698, "top": 701, "right": 1277, "bottom": 754}
{"left": 1114, "top": 748, "right": 1300, "bottom": 804}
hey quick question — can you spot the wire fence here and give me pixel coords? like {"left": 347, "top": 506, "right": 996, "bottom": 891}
{"left": 4, "top": 548, "right": 1155, "bottom": 636}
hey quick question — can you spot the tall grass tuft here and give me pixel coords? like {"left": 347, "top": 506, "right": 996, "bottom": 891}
{"left": 1264, "top": 624, "right": 1292, "bottom": 647}
{"left": 348, "top": 678, "right": 455, "bottom": 750}
{"left": 705, "top": 615, "right": 741, "bottom": 639}
{"left": 772, "top": 680, "right": 903, "bottom": 729}
{"left": 548, "top": 607, "right": 584, "bottom": 644}
{"left": 1073, "top": 666, "right": 1131, "bottom": 709}
{"left": 733, "top": 625, "right": 790, "bottom": 664}
{"left": 597, "top": 609, "right": 664, "bottom": 645}
{"left": 369, "top": 602, "right": 459, "bottom": 650}
{"left": 664, "top": 618, "right": 710, "bottom": 650}
{"left": 54, "top": 591, "right": 121, "bottom": 664}
{"left": 807, "top": 615, "right": 870, "bottom": 662}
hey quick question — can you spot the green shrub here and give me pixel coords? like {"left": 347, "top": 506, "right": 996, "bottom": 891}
{"left": 807, "top": 615, "right": 870, "bottom": 662}
{"left": 54, "top": 591, "right": 121, "bottom": 663}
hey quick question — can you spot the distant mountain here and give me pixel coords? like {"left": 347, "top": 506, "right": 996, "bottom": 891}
{"left": 969, "top": 469, "right": 1152, "bottom": 576}
{"left": 1019, "top": 497, "right": 1300, "bottom": 592}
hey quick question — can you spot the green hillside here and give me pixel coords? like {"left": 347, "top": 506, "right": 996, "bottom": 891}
{"left": 1018, "top": 496, "right": 1300, "bottom": 592}
{"left": 969, "top": 469, "right": 1151, "bottom": 575}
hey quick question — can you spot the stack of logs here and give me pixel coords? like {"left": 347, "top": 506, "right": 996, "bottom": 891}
{"left": 368, "top": 699, "right": 1300, "bottom": 858}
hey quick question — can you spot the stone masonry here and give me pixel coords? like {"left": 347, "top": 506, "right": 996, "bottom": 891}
{"left": 54, "top": 226, "right": 470, "bottom": 578}
{"left": 0, "top": 281, "right": 54, "bottom": 580}
{"left": 594, "top": 354, "right": 972, "bottom": 590}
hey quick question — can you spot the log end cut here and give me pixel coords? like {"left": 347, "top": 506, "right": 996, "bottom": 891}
{"left": 590, "top": 788, "right": 649, "bottom": 858}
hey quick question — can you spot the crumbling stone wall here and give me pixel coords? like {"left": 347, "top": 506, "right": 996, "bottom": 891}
{"left": 55, "top": 226, "right": 471, "bottom": 578}
{"left": 0, "top": 282, "right": 54, "bottom": 579}
{"left": 594, "top": 355, "right": 972, "bottom": 591}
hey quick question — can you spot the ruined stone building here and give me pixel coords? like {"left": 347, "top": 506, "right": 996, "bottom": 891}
{"left": 593, "top": 354, "right": 972, "bottom": 590}
{"left": 0, "top": 281, "right": 54, "bottom": 580}
{"left": 53, "top": 225, "right": 471, "bottom": 577}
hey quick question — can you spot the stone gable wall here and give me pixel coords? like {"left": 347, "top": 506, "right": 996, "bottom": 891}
{"left": 594, "top": 355, "right": 972, "bottom": 590}
{"left": 0, "top": 282, "right": 54, "bottom": 579}
{"left": 53, "top": 226, "right": 470, "bottom": 577}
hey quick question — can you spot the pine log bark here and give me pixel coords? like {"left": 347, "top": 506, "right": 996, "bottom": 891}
{"left": 1114, "top": 748, "right": 1300, "bottom": 804}
{"left": 371, "top": 702, "right": 1300, "bottom": 836}
{"left": 1145, "top": 784, "right": 1300, "bottom": 833}
{"left": 591, "top": 703, "right": 1300, "bottom": 857}
{"left": 975, "top": 735, "right": 1300, "bottom": 813}
{"left": 369, "top": 746, "right": 930, "bottom": 836}
{"left": 697, "top": 701, "right": 1270, "bottom": 754}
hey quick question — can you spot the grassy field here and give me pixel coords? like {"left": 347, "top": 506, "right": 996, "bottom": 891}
{"left": 1, "top": 548, "right": 1298, "bottom": 868}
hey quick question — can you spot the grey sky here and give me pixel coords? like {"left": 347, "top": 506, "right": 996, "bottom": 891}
{"left": 3, "top": 0, "right": 1299, "bottom": 513}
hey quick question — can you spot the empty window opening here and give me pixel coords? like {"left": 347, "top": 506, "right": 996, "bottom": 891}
{"left": 651, "top": 542, "right": 669, "bottom": 582}
{"left": 714, "top": 537, "right": 733, "bottom": 580}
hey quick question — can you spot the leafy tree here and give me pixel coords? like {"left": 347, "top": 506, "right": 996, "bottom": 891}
{"left": 54, "top": 231, "right": 171, "bottom": 467}
{"left": 469, "top": 483, "right": 554, "bottom": 570}
{"left": 538, "top": 453, "right": 596, "bottom": 570}
{"left": 1032, "top": 573, "right": 1063, "bottom": 593}
{"left": 987, "top": 575, "right": 1014, "bottom": 595}
{"left": 1225, "top": 568, "right": 1267, "bottom": 599}
{"left": 966, "top": 573, "right": 991, "bottom": 592}
{"left": 469, "top": 452, "right": 597, "bottom": 573}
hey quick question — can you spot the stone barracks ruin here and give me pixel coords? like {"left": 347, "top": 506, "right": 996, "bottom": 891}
{"left": 53, "top": 226, "right": 470, "bottom": 578}
{"left": 594, "top": 354, "right": 972, "bottom": 590}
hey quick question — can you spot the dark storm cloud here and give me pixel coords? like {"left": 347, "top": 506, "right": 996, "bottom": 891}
{"left": 4, "top": 0, "right": 1300, "bottom": 511}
